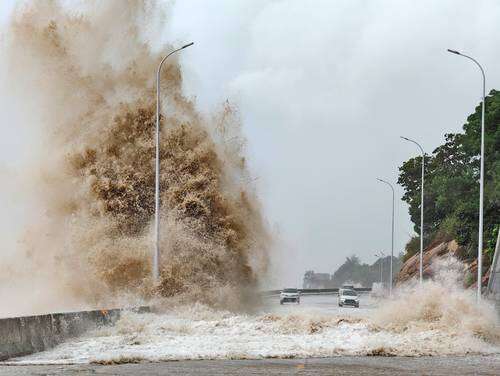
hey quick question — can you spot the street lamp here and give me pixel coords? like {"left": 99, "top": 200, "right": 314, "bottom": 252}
{"left": 377, "top": 178, "right": 395, "bottom": 297}
{"left": 447, "top": 48, "right": 486, "bottom": 301}
{"left": 154, "top": 42, "right": 194, "bottom": 282}
{"left": 401, "top": 136, "right": 425, "bottom": 285}
{"left": 375, "top": 251, "right": 385, "bottom": 285}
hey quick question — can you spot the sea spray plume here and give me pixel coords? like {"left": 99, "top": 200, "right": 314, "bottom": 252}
{"left": 373, "top": 256, "right": 500, "bottom": 344}
{"left": 0, "top": 0, "right": 269, "bottom": 313}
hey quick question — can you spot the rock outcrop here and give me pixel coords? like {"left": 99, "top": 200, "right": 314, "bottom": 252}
{"left": 396, "top": 239, "right": 490, "bottom": 287}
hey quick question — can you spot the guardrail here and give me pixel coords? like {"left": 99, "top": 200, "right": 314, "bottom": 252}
{"left": 0, "top": 306, "right": 149, "bottom": 361}
{"left": 261, "top": 288, "right": 372, "bottom": 296}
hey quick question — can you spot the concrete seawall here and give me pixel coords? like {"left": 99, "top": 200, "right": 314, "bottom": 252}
{"left": 0, "top": 307, "right": 147, "bottom": 361}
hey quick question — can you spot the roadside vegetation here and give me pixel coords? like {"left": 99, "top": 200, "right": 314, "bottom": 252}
{"left": 398, "top": 89, "right": 499, "bottom": 265}
{"left": 331, "top": 255, "right": 402, "bottom": 287}
{"left": 304, "top": 255, "right": 403, "bottom": 288}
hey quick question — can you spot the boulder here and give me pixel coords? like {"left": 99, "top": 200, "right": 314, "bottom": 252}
{"left": 396, "top": 240, "right": 463, "bottom": 285}
{"left": 396, "top": 239, "right": 491, "bottom": 288}
{"left": 468, "top": 259, "right": 490, "bottom": 289}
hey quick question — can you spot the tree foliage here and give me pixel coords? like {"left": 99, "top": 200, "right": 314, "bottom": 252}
{"left": 331, "top": 255, "right": 402, "bottom": 287}
{"left": 398, "top": 89, "right": 500, "bottom": 260}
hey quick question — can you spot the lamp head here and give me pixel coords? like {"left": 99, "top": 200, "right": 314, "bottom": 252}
{"left": 447, "top": 49, "right": 460, "bottom": 55}
{"left": 182, "top": 42, "right": 194, "bottom": 49}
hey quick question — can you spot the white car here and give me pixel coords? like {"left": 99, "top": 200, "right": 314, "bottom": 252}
{"left": 338, "top": 289, "right": 359, "bottom": 308}
{"left": 280, "top": 288, "right": 300, "bottom": 304}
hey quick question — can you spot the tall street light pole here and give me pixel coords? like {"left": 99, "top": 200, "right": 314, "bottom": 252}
{"left": 401, "top": 136, "right": 425, "bottom": 285}
{"left": 154, "top": 42, "right": 194, "bottom": 282}
{"left": 447, "top": 49, "right": 486, "bottom": 301}
{"left": 377, "top": 178, "right": 395, "bottom": 297}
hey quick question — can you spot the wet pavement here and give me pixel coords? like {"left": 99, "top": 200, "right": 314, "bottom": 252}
{"left": 2, "top": 294, "right": 499, "bottom": 375}
{"left": 1, "top": 356, "right": 499, "bottom": 375}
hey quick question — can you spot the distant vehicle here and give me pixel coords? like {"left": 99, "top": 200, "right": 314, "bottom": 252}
{"left": 280, "top": 288, "right": 300, "bottom": 304}
{"left": 338, "top": 289, "right": 359, "bottom": 308}
{"left": 338, "top": 285, "right": 355, "bottom": 296}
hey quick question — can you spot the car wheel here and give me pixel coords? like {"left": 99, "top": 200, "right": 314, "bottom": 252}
{"left": 280, "top": 300, "right": 284, "bottom": 305}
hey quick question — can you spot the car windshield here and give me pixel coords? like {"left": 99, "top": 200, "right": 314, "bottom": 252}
{"left": 283, "top": 288, "right": 298, "bottom": 293}
{"left": 342, "top": 290, "right": 357, "bottom": 296}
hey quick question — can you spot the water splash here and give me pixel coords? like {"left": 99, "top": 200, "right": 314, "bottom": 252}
{"left": 0, "top": 0, "right": 269, "bottom": 316}
{"left": 373, "top": 256, "right": 500, "bottom": 346}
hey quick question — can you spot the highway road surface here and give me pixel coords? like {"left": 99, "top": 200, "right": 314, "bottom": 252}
{"left": 1, "top": 294, "right": 499, "bottom": 375}
{"left": 1, "top": 356, "right": 500, "bottom": 375}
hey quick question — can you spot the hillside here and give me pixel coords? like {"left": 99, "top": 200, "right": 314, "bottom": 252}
{"left": 397, "top": 89, "right": 499, "bottom": 284}
{"left": 397, "top": 239, "right": 491, "bottom": 288}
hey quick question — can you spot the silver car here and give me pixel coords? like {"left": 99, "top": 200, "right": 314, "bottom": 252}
{"left": 338, "top": 289, "right": 359, "bottom": 308}
{"left": 280, "top": 288, "right": 301, "bottom": 304}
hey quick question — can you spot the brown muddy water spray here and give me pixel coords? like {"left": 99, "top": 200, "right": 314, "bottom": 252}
{"left": 1, "top": 1, "right": 499, "bottom": 362}
{"left": 0, "top": 0, "right": 269, "bottom": 316}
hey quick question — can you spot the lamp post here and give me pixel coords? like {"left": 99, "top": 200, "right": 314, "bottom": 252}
{"left": 375, "top": 251, "right": 385, "bottom": 285}
{"left": 447, "top": 49, "right": 486, "bottom": 301}
{"left": 377, "top": 178, "right": 395, "bottom": 297}
{"left": 401, "top": 136, "right": 425, "bottom": 285}
{"left": 154, "top": 42, "right": 194, "bottom": 282}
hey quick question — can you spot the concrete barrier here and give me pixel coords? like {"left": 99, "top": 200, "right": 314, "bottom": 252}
{"left": 0, "top": 289, "right": 374, "bottom": 361}
{"left": 0, "top": 307, "right": 148, "bottom": 361}
{"left": 261, "top": 287, "right": 372, "bottom": 296}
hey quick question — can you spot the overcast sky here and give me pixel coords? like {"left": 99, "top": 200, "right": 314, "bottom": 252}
{"left": 1, "top": 1, "right": 500, "bottom": 287}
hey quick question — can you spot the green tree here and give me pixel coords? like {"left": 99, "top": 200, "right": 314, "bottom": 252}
{"left": 331, "top": 255, "right": 402, "bottom": 287}
{"left": 398, "top": 89, "right": 500, "bottom": 260}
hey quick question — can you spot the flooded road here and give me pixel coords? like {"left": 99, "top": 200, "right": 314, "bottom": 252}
{"left": 2, "top": 293, "right": 499, "bottom": 375}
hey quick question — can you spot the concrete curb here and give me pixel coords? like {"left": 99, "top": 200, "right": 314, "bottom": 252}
{"left": 0, "top": 307, "right": 148, "bottom": 361}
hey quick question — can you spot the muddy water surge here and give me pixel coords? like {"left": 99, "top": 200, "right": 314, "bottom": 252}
{"left": 5, "top": 257, "right": 500, "bottom": 363}
{"left": 7, "top": 279, "right": 500, "bottom": 364}
{"left": 0, "top": 0, "right": 269, "bottom": 315}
